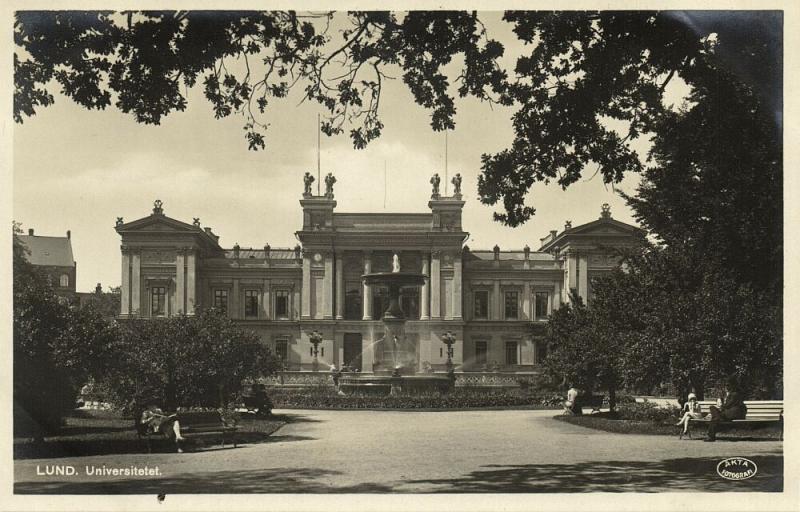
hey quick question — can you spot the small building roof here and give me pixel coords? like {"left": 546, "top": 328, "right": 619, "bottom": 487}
{"left": 18, "top": 235, "right": 75, "bottom": 267}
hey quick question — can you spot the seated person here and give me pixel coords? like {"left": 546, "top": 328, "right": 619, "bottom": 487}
{"left": 705, "top": 381, "right": 747, "bottom": 442}
{"left": 141, "top": 403, "right": 186, "bottom": 451}
{"left": 564, "top": 385, "right": 582, "bottom": 416}
{"left": 675, "top": 392, "right": 705, "bottom": 435}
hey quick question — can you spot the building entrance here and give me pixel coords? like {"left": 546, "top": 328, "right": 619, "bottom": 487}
{"left": 343, "top": 333, "right": 363, "bottom": 371}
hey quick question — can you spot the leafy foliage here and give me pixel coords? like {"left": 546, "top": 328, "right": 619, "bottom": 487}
{"left": 13, "top": 224, "right": 115, "bottom": 438}
{"left": 479, "top": 11, "right": 781, "bottom": 225}
{"left": 98, "top": 309, "right": 281, "bottom": 412}
{"left": 14, "top": 11, "right": 504, "bottom": 151}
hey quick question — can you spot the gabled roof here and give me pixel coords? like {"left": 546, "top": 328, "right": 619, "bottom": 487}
{"left": 18, "top": 235, "right": 75, "bottom": 267}
{"left": 115, "top": 204, "right": 222, "bottom": 250}
{"left": 539, "top": 208, "right": 644, "bottom": 253}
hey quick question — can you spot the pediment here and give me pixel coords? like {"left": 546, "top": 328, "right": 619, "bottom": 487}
{"left": 567, "top": 219, "right": 639, "bottom": 236}
{"left": 116, "top": 215, "right": 199, "bottom": 233}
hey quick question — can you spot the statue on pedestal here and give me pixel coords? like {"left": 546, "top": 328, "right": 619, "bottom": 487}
{"left": 392, "top": 253, "right": 401, "bottom": 273}
{"left": 303, "top": 172, "right": 315, "bottom": 196}
{"left": 452, "top": 173, "right": 462, "bottom": 196}
{"left": 324, "top": 173, "right": 336, "bottom": 198}
{"left": 430, "top": 173, "right": 441, "bottom": 197}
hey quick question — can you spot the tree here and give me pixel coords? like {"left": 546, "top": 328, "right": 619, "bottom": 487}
{"left": 13, "top": 224, "right": 116, "bottom": 439}
{"left": 14, "top": 11, "right": 780, "bottom": 228}
{"left": 14, "top": 11, "right": 504, "bottom": 151}
{"left": 544, "top": 291, "right": 625, "bottom": 411}
{"left": 99, "top": 310, "right": 281, "bottom": 412}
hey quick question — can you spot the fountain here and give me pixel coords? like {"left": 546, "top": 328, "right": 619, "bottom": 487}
{"left": 337, "top": 253, "right": 454, "bottom": 395}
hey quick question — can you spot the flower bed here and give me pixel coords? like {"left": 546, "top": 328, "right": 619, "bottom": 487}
{"left": 269, "top": 387, "right": 564, "bottom": 410}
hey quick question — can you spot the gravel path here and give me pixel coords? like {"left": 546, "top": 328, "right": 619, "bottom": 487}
{"left": 15, "top": 409, "right": 782, "bottom": 493}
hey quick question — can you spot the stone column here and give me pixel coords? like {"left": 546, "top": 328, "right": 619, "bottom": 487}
{"left": 176, "top": 249, "right": 186, "bottom": 314}
{"left": 522, "top": 281, "right": 531, "bottom": 320}
{"left": 566, "top": 252, "right": 578, "bottom": 296}
{"left": 420, "top": 256, "right": 430, "bottom": 320}
{"left": 553, "top": 281, "right": 562, "bottom": 310}
{"left": 323, "top": 252, "right": 334, "bottom": 319}
{"left": 430, "top": 251, "right": 441, "bottom": 319}
{"left": 301, "top": 252, "right": 311, "bottom": 318}
{"left": 232, "top": 279, "right": 240, "bottom": 319}
{"left": 362, "top": 251, "right": 373, "bottom": 320}
{"left": 578, "top": 255, "right": 589, "bottom": 302}
{"left": 262, "top": 279, "right": 271, "bottom": 319}
{"left": 293, "top": 288, "right": 301, "bottom": 320}
{"left": 452, "top": 253, "right": 462, "bottom": 319}
{"left": 493, "top": 280, "right": 502, "bottom": 320}
{"left": 335, "top": 253, "right": 344, "bottom": 320}
{"left": 120, "top": 248, "right": 130, "bottom": 315}
{"left": 186, "top": 250, "right": 196, "bottom": 315}
{"left": 131, "top": 250, "right": 141, "bottom": 315}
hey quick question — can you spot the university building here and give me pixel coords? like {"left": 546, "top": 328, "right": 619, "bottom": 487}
{"left": 115, "top": 175, "right": 641, "bottom": 378}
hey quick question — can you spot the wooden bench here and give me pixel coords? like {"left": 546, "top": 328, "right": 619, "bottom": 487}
{"left": 137, "top": 410, "right": 238, "bottom": 452}
{"left": 683, "top": 400, "right": 783, "bottom": 440}
{"left": 580, "top": 394, "right": 607, "bottom": 413}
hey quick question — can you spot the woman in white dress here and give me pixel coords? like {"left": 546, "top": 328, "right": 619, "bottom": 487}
{"left": 676, "top": 393, "right": 704, "bottom": 435}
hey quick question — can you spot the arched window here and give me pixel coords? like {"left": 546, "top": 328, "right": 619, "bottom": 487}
{"left": 59, "top": 274, "right": 69, "bottom": 287}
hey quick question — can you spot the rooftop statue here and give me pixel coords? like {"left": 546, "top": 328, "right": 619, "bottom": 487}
{"left": 430, "top": 173, "right": 441, "bottom": 197}
{"left": 325, "top": 173, "right": 337, "bottom": 198}
{"left": 452, "top": 173, "right": 462, "bottom": 196}
{"left": 303, "top": 172, "right": 315, "bottom": 196}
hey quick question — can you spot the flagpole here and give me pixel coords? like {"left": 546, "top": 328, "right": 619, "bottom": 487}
{"left": 444, "top": 130, "right": 448, "bottom": 196}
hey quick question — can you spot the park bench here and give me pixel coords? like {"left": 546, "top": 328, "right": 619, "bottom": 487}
{"left": 580, "top": 394, "right": 607, "bottom": 414}
{"left": 136, "top": 410, "right": 238, "bottom": 453}
{"left": 682, "top": 400, "right": 783, "bottom": 440}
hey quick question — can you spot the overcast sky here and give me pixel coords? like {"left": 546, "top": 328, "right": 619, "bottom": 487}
{"left": 13, "top": 12, "right": 651, "bottom": 292}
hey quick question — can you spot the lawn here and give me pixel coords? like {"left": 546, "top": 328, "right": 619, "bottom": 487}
{"left": 14, "top": 409, "right": 286, "bottom": 459}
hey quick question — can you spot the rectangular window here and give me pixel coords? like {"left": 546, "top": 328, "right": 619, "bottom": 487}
{"left": 505, "top": 341, "right": 518, "bottom": 365}
{"left": 504, "top": 291, "right": 519, "bottom": 320}
{"left": 401, "top": 292, "right": 420, "bottom": 320}
{"left": 373, "top": 287, "right": 388, "bottom": 320}
{"left": 475, "top": 341, "right": 488, "bottom": 366}
{"left": 244, "top": 290, "right": 259, "bottom": 318}
{"left": 534, "top": 291, "right": 549, "bottom": 320}
{"left": 275, "top": 338, "right": 288, "bottom": 361}
{"left": 474, "top": 290, "right": 489, "bottom": 319}
{"left": 151, "top": 286, "right": 166, "bottom": 316}
{"left": 344, "top": 280, "right": 362, "bottom": 320}
{"left": 275, "top": 290, "right": 289, "bottom": 319}
{"left": 213, "top": 289, "right": 228, "bottom": 313}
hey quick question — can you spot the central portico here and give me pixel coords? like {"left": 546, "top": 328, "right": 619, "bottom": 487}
{"left": 296, "top": 184, "right": 468, "bottom": 374}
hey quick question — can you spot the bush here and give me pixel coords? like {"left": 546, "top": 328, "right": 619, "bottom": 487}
{"left": 269, "top": 387, "right": 564, "bottom": 410}
{"left": 614, "top": 401, "right": 681, "bottom": 423}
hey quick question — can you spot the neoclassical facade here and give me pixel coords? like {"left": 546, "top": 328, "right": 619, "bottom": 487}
{"left": 115, "top": 177, "right": 641, "bottom": 374}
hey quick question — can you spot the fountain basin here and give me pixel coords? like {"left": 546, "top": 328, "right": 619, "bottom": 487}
{"left": 338, "top": 374, "right": 453, "bottom": 396}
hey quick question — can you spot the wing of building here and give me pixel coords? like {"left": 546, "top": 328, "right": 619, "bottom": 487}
{"left": 115, "top": 180, "right": 642, "bottom": 377}
{"left": 18, "top": 228, "right": 77, "bottom": 297}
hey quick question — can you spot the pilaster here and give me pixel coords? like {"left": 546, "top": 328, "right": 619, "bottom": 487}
{"left": 120, "top": 248, "right": 130, "bottom": 316}
{"left": 335, "top": 253, "right": 344, "bottom": 319}
{"left": 323, "top": 252, "right": 334, "bottom": 319}
{"left": 362, "top": 251, "right": 373, "bottom": 320}
{"left": 430, "top": 251, "right": 441, "bottom": 319}
{"left": 176, "top": 249, "right": 186, "bottom": 314}
{"left": 301, "top": 253, "right": 311, "bottom": 318}
{"left": 420, "top": 256, "right": 430, "bottom": 320}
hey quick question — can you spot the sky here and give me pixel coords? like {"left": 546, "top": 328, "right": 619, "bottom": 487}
{"left": 13, "top": 12, "right": 651, "bottom": 292}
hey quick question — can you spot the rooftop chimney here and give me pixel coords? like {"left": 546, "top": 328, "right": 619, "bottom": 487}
{"left": 28, "top": 228, "right": 34, "bottom": 236}
{"left": 233, "top": 243, "right": 240, "bottom": 259}
{"left": 67, "top": 230, "right": 71, "bottom": 239}
{"left": 493, "top": 245, "right": 500, "bottom": 260}
{"left": 550, "top": 230, "right": 557, "bottom": 238}
{"left": 95, "top": 283, "right": 102, "bottom": 294}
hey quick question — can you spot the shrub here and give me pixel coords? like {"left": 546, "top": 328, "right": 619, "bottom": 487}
{"left": 614, "top": 401, "right": 681, "bottom": 423}
{"left": 269, "top": 388, "right": 564, "bottom": 410}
